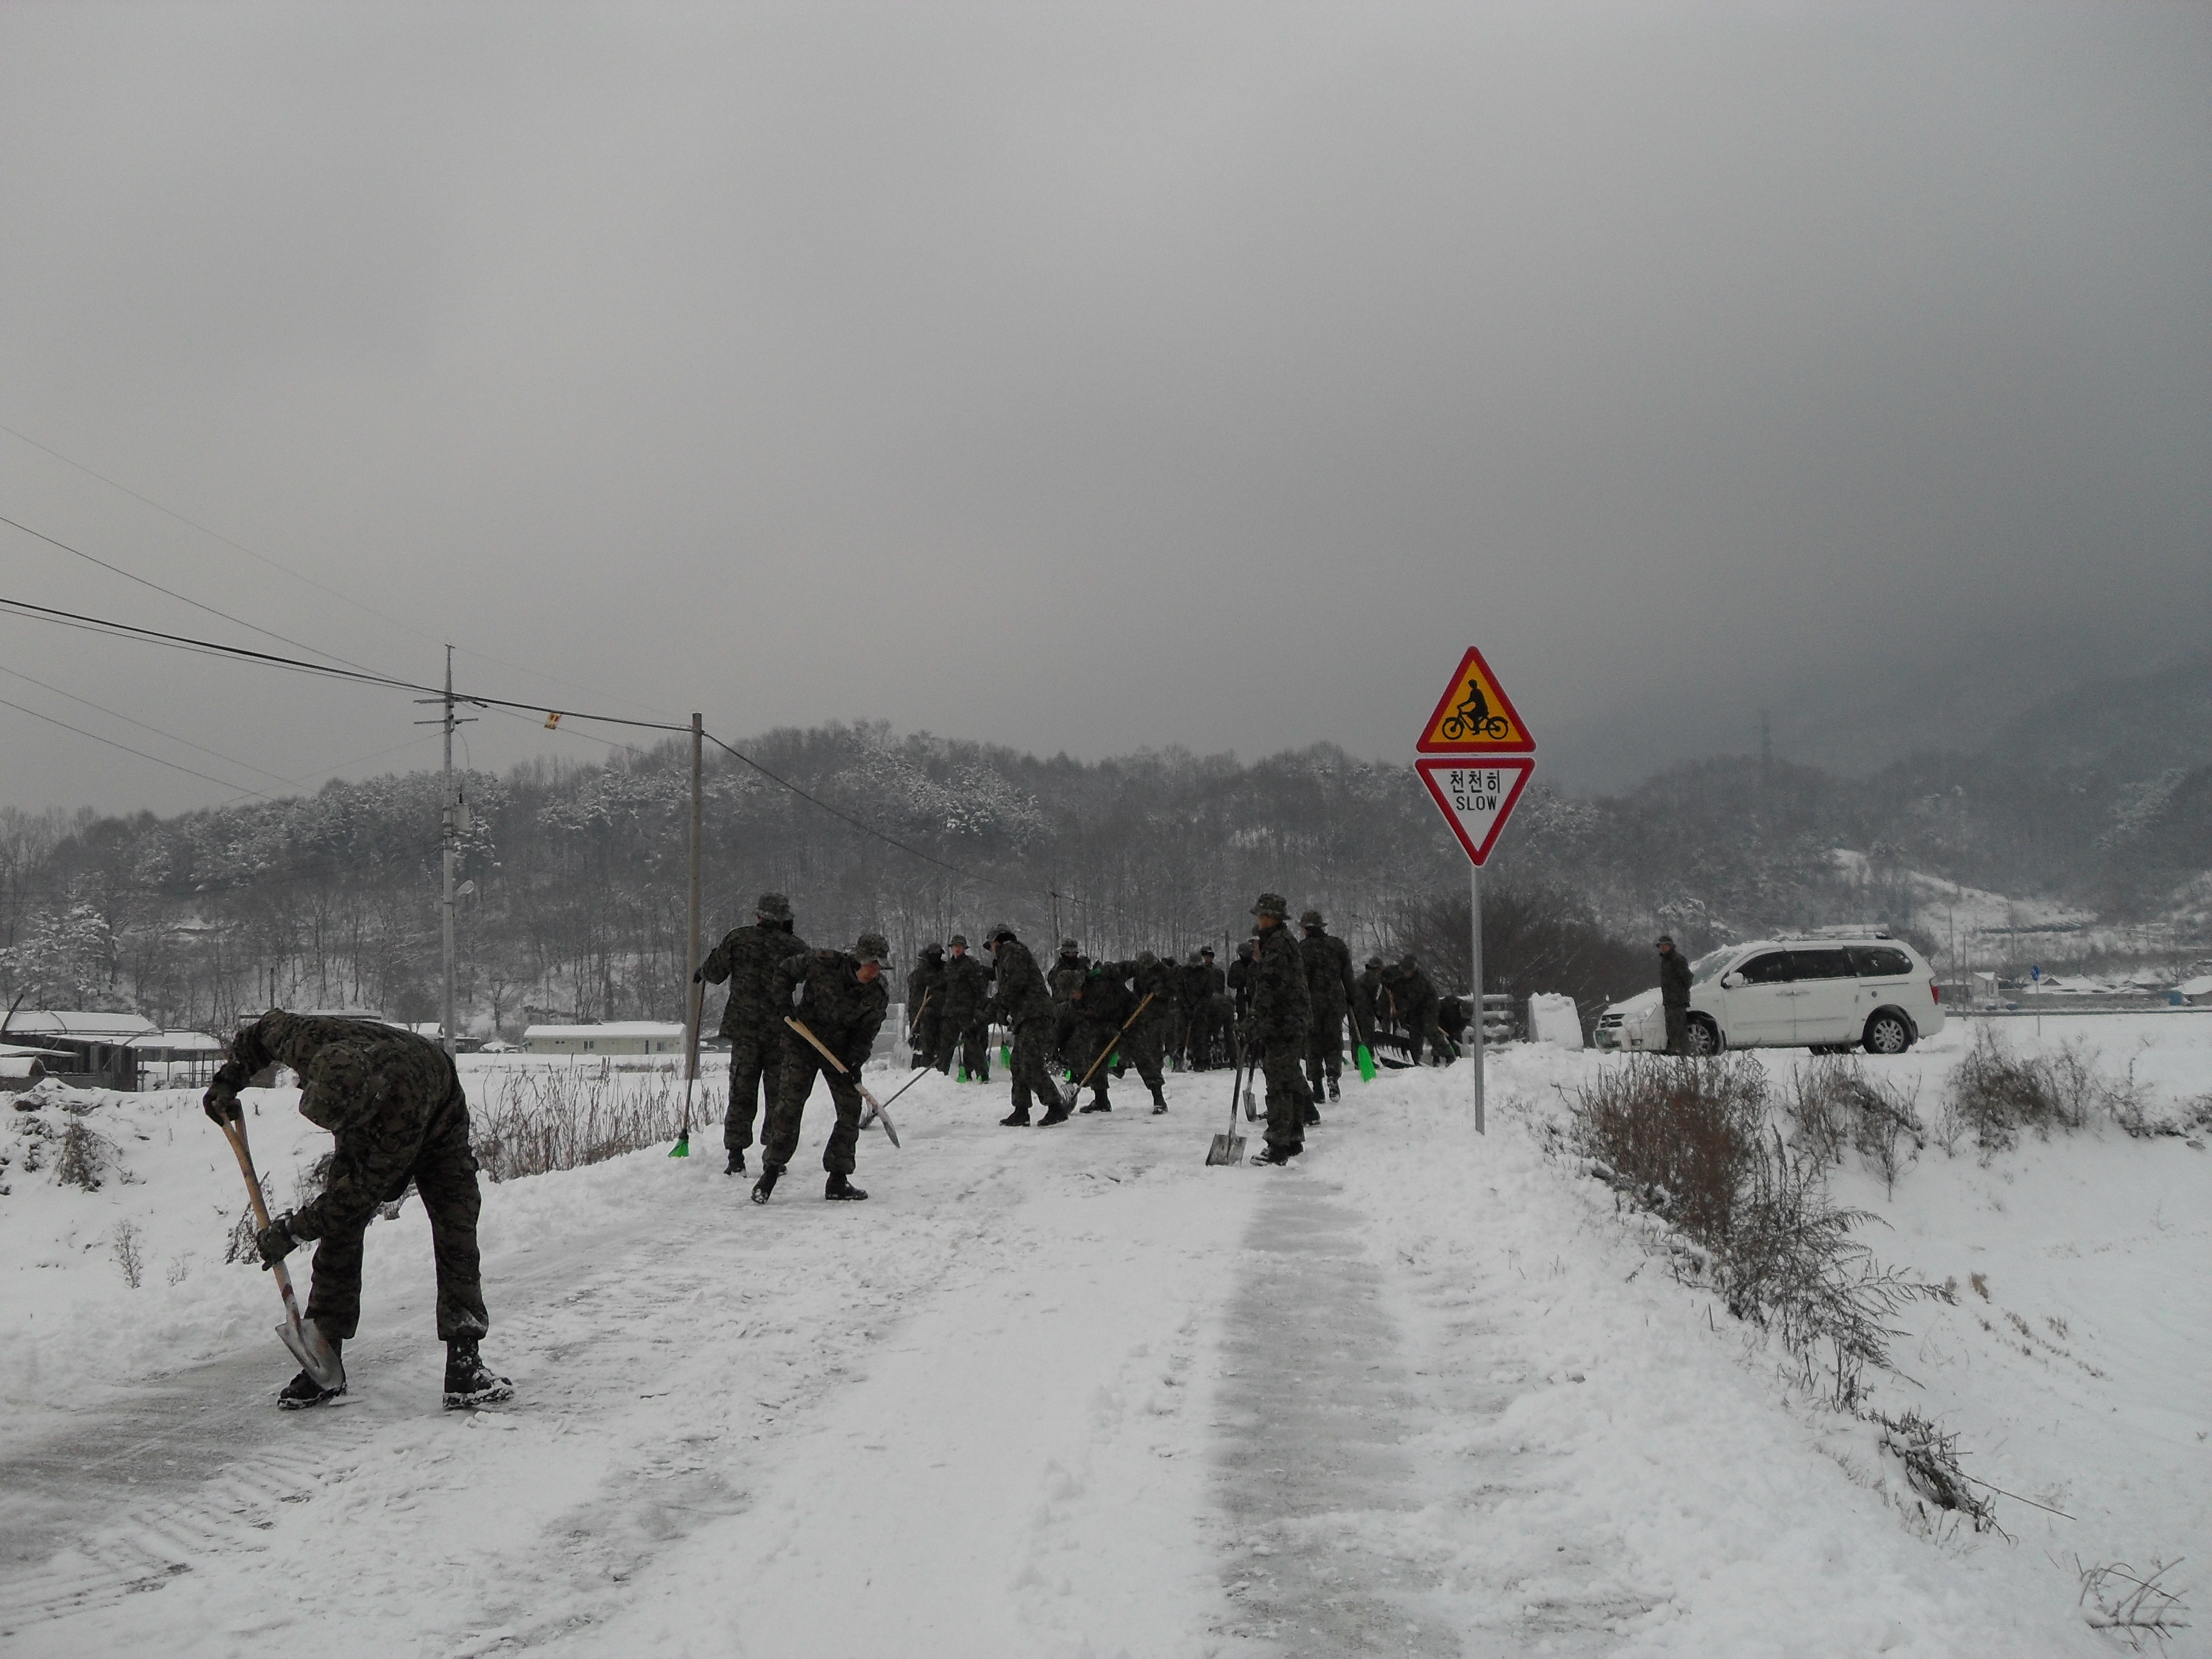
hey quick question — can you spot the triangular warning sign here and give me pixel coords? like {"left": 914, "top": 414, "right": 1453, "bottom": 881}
{"left": 1416, "top": 647, "right": 1533, "bottom": 754}
{"left": 1415, "top": 757, "right": 1535, "bottom": 866}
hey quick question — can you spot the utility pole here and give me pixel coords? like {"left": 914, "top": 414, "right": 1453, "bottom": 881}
{"left": 441, "top": 647, "right": 459, "bottom": 1057}
{"left": 417, "top": 646, "right": 473, "bottom": 1056}
{"left": 686, "top": 711, "right": 702, "bottom": 1065}
{"left": 1470, "top": 860, "right": 1485, "bottom": 1134}
{"left": 1760, "top": 708, "right": 1772, "bottom": 777}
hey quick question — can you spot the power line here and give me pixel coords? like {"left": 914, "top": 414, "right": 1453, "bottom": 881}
{"left": 0, "top": 418, "right": 686, "bottom": 723}
{"left": 0, "top": 511, "right": 386, "bottom": 679}
{"left": 0, "top": 692, "right": 275, "bottom": 799}
{"left": 0, "top": 593, "right": 691, "bottom": 732}
{"left": 0, "top": 662, "right": 299, "bottom": 789}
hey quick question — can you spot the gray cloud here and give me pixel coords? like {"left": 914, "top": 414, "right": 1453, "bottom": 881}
{"left": 1, "top": 1, "right": 2206, "bottom": 813}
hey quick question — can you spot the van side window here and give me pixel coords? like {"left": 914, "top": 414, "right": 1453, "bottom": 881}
{"left": 1789, "top": 948, "right": 1854, "bottom": 980}
{"left": 1849, "top": 947, "right": 1914, "bottom": 978}
{"left": 1735, "top": 951, "right": 1794, "bottom": 984}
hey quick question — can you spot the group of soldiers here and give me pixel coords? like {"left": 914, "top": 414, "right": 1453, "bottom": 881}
{"left": 694, "top": 888, "right": 1467, "bottom": 1179}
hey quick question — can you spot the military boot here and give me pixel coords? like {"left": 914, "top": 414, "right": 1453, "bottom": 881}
{"left": 825, "top": 1172, "right": 869, "bottom": 1201}
{"left": 725, "top": 1148, "right": 746, "bottom": 1176}
{"left": 444, "top": 1341, "right": 514, "bottom": 1410}
{"left": 1078, "top": 1091, "right": 1110, "bottom": 1114}
{"left": 1304, "top": 1104, "right": 1322, "bottom": 1127}
{"left": 1037, "top": 1101, "right": 1072, "bottom": 1127}
{"left": 1150, "top": 1084, "right": 1168, "bottom": 1114}
{"left": 1327, "top": 1077, "right": 1341, "bottom": 1103}
{"left": 276, "top": 1336, "right": 347, "bottom": 1411}
{"left": 751, "top": 1163, "right": 783, "bottom": 1204}
{"left": 1000, "top": 1106, "right": 1031, "bottom": 1127}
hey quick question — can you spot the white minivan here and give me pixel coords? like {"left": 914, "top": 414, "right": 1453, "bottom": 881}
{"left": 1595, "top": 934, "right": 1943, "bottom": 1056}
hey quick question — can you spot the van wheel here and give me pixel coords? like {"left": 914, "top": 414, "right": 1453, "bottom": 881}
{"left": 1863, "top": 1011, "right": 1912, "bottom": 1055}
{"left": 1685, "top": 1017, "right": 1721, "bottom": 1056}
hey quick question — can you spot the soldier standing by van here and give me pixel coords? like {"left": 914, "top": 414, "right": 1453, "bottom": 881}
{"left": 1658, "top": 935, "right": 1694, "bottom": 1053}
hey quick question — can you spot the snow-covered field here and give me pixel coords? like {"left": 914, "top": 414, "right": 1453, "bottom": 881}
{"left": 2, "top": 1018, "right": 2206, "bottom": 1657}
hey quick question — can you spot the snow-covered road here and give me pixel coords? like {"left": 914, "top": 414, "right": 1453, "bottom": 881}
{"left": 4, "top": 1027, "right": 2205, "bottom": 1657}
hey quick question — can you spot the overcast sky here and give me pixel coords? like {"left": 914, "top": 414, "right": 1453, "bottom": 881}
{"left": 2, "top": 1, "right": 2207, "bottom": 816}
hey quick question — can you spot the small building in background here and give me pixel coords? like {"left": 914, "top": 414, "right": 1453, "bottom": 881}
{"left": 521, "top": 1021, "right": 686, "bottom": 1057}
{"left": 124, "top": 1029, "right": 227, "bottom": 1090}
{"left": 0, "top": 1011, "right": 156, "bottom": 1088}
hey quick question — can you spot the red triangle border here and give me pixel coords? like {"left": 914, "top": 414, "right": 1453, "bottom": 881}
{"left": 1415, "top": 757, "right": 1537, "bottom": 866}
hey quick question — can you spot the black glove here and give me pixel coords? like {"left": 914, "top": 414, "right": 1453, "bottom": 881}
{"left": 203, "top": 1082, "right": 244, "bottom": 1126}
{"left": 255, "top": 1216, "right": 298, "bottom": 1269}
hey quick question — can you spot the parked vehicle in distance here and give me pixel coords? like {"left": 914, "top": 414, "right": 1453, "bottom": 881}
{"left": 1595, "top": 933, "right": 1942, "bottom": 1056}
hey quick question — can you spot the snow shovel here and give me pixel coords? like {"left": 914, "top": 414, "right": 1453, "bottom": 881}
{"left": 216, "top": 1113, "right": 345, "bottom": 1391}
{"left": 1073, "top": 992, "right": 1155, "bottom": 1097}
{"left": 785, "top": 1016, "right": 902, "bottom": 1147}
{"left": 671, "top": 976, "right": 705, "bottom": 1158}
{"left": 1235, "top": 1041, "right": 1258, "bottom": 1121}
{"left": 1355, "top": 1039, "right": 1377, "bottom": 1083}
{"left": 1205, "top": 1051, "right": 1247, "bottom": 1165}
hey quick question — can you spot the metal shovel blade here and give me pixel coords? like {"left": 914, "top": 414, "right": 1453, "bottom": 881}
{"left": 277, "top": 1312, "right": 346, "bottom": 1390}
{"left": 1205, "top": 1130, "right": 1246, "bottom": 1166}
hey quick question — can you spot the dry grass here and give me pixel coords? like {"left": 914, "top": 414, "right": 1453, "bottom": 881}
{"left": 471, "top": 1063, "right": 726, "bottom": 1182}
{"left": 1562, "top": 1054, "right": 1766, "bottom": 1247}
{"left": 1785, "top": 1056, "right": 1926, "bottom": 1195}
{"left": 2077, "top": 1557, "right": 2191, "bottom": 1652}
{"left": 1564, "top": 1056, "right": 1949, "bottom": 1408}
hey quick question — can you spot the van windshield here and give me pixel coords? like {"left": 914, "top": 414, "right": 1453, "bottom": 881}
{"left": 1690, "top": 950, "right": 1734, "bottom": 985}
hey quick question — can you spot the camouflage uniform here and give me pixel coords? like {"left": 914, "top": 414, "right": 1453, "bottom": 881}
{"left": 988, "top": 927, "right": 1064, "bottom": 1121}
{"left": 1353, "top": 957, "right": 1385, "bottom": 1048}
{"left": 215, "top": 1012, "right": 486, "bottom": 1345}
{"left": 697, "top": 895, "right": 809, "bottom": 1164}
{"left": 763, "top": 940, "right": 890, "bottom": 1178}
{"left": 906, "top": 945, "right": 947, "bottom": 1065}
{"left": 1185, "top": 950, "right": 1227, "bottom": 1070}
{"left": 1048, "top": 942, "right": 1090, "bottom": 1068}
{"left": 1392, "top": 956, "right": 1449, "bottom": 1065}
{"left": 1436, "top": 993, "right": 1470, "bottom": 1059}
{"left": 1246, "top": 897, "right": 1313, "bottom": 1157}
{"left": 1127, "top": 951, "right": 1178, "bottom": 1086}
{"left": 936, "top": 937, "right": 993, "bottom": 1079}
{"left": 1225, "top": 940, "right": 1258, "bottom": 1060}
{"left": 1297, "top": 911, "right": 1361, "bottom": 1097}
{"left": 1071, "top": 959, "right": 1169, "bottom": 1108}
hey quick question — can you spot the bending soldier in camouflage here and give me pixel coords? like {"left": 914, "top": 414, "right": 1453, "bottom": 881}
{"left": 907, "top": 942, "right": 947, "bottom": 1066}
{"left": 1298, "top": 909, "right": 1361, "bottom": 1105}
{"left": 935, "top": 934, "right": 993, "bottom": 1081}
{"left": 752, "top": 932, "right": 891, "bottom": 1204}
{"left": 1392, "top": 954, "right": 1450, "bottom": 1065}
{"left": 1245, "top": 894, "right": 1315, "bottom": 1164}
{"left": 202, "top": 1011, "right": 511, "bottom": 1410}
{"left": 987, "top": 923, "right": 1068, "bottom": 1126}
{"left": 695, "top": 892, "right": 808, "bottom": 1176}
{"left": 1069, "top": 959, "right": 1170, "bottom": 1114}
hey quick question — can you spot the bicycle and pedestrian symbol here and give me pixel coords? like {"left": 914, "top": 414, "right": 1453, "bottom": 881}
{"left": 1416, "top": 646, "right": 1532, "bottom": 754}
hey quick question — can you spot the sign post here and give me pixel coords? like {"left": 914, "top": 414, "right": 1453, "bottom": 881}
{"left": 1415, "top": 648, "right": 1537, "bottom": 1134}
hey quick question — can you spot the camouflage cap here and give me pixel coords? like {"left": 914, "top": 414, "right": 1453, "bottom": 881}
{"left": 1060, "top": 937, "right": 1080, "bottom": 953}
{"left": 854, "top": 932, "right": 890, "bottom": 964}
{"left": 1237, "top": 939, "right": 1256, "bottom": 956}
{"left": 984, "top": 920, "right": 1014, "bottom": 943}
{"left": 1199, "top": 945, "right": 1215, "bottom": 957}
{"left": 755, "top": 892, "right": 793, "bottom": 922}
{"left": 1299, "top": 909, "right": 1323, "bottom": 928}
{"left": 1366, "top": 955, "right": 1385, "bottom": 969}
{"left": 1250, "top": 892, "right": 1289, "bottom": 919}
{"left": 1136, "top": 950, "right": 1156, "bottom": 967}
{"left": 922, "top": 940, "right": 943, "bottom": 956}
{"left": 1187, "top": 950, "right": 1204, "bottom": 965}
{"left": 949, "top": 934, "right": 968, "bottom": 948}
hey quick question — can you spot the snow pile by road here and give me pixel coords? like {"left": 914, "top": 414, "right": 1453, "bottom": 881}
{"left": 0, "top": 1021, "right": 2204, "bottom": 1657}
